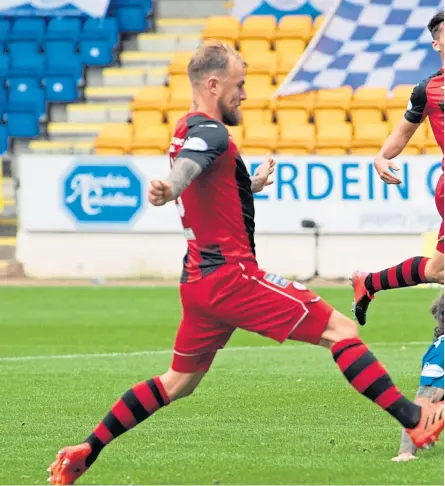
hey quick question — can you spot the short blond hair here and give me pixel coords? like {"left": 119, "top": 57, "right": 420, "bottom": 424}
{"left": 187, "top": 40, "right": 246, "bottom": 86}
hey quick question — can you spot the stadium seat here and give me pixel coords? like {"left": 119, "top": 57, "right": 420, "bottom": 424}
{"left": 245, "top": 74, "right": 273, "bottom": 92}
{"left": 312, "top": 15, "right": 325, "bottom": 36}
{"left": 316, "top": 87, "right": 353, "bottom": 109}
{"left": 44, "top": 40, "right": 76, "bottom": 58}
{"left": 276, "top": 15, "right": 312, "bottom": 43}
{"left": 95, "top": 123, "right": 133, "bottom": 155}
{"left": 351, "top": 87, "right": 388, "bottom": 111}
{"left": 169, "top": 74, "right": 190, "bottom": 90}
{"left": 0, "top": 124, "right": 8, "bottom": 154}
{"left": 243, "top": 124, "right": 278, "bottom": 154}
{"left": 10, "top": 17, "right": 45, "bottom": 42}
{"left": 83, "top": 18, "right": 119, "bottom": 48}
{"left": 43, "top": 77, "right": 78, "bottom": 103}
{"left": 277, "top": 124, "right": 315, "bottom": 154}
{"left": 244, "top": 51, "right": 277, "bottom": 77}
{"left": 350, "top": 108, "right": 383, "bottom": 126}
{"left": 0, "top": 19, "right": 11, "bottom": 44}
{"left": 110, "top": 0, "right": 152, "bottom": 33}
{"left": 425, "top": 119, "right": 440, "bottom": 152}
{"left": 276, "top": 109, "right": 309, "bottom": 129}
{"left": 8, "top": 40, "right": 39, "bottom": 57}
{"left": 0, "top": 84, "right": 6, "bottom": 118}
{"left": 405, "top": 123, "right": 426, "bottom": 153}
{"left": 242, "top": 108, "right": 273, "bottom": 127}
{"left": 316, "top": 123, "right": 352, "bottom": 155}
{"left": 6, "top": 110, "right": 39, "bottom": 138}
{"left": 132, "top": 86, "right": 169, "bottom": 111}
{"left": 275, "top": 91, "right": 315, "bottom": 113}
{"left": 46, "top": 17, "right": 82, "bottom": 41}
{"left": 44, "top": 53, "right": 83, "bottom": 102}
{"left": 132, "top": 110, "right": 164, "bottom": 129}
{"left": 169, "top": 52, "right": 194, "bottom": 75}
{"left": 227, "top": 125, "right": 244, "bottom": 147}
{"left": 387, "top": 85, "right": 414, "bottom": 109}
{"left": 8, "top": 82, "right": 45, "bottom": 119}
{"left": 168, "top": 86, "right": 192, "bottom": 111}
{"left": 0, "top": 55, "right": 10, "bottom": 83}
{"left": 351, "top": 122, "right": 389, "bottom": 154}
{"left": 80, "top": 18, "right": 119, "bottom": 66}
{"left": 424, "top": 145, "right": 443, "bottom": 155}
{"left": 167, "top": 110, "right": 188, "bottom": 131}
{"left": 277, "top": 53, "right": 303, "bottom": 79}
{"left": 240, "top": 16, "right": 276, "bottom": 41}
{"left": 386, "top": 108, "right": 405, "bottom": 128}
{"left": 242, "top": 86, "right": 274, "bottom": 111}
{"left": 132, "top": 125, "right": 170, "bottom": 155}
{"left": 202, "top": 16, "right": 240, "bottom": 43}
{"left": 239, "top": 39, "right": 271, "bottom": 56}
{"left": 275, "top": 39, "right": 305, "bottom": 59}
{"left": 313, "top": 108, "right": 347, "bottom": 126}
{"left": 9, "top": 54, "right": 44, "bottom": 80}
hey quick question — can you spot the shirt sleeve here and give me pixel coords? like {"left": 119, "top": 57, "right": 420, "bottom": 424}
{"left": 177, "top": 121, "right": 229, "bottom": 171}
{"left": 404, "top": 81, "right": 429, "bottom": 124}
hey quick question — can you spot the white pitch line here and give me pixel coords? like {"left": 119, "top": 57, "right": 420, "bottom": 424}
{"left": 0, "top": 341, "right": 430, "bottom": 363}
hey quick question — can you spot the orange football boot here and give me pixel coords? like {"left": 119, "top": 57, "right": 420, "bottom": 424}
{"left": 48, "top": 443, "right": 91, "bottom": 485}
{"left": 351, "top": 270, "right": 374, "bottom": 326}
{"left": 407, "top": 402, "right": 444, "bottom": 448}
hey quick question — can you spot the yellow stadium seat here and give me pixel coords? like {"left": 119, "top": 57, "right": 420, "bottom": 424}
{"left": 132, "top": 125, "right": 170, "bottom": 155}
{"left": 277, "top": 124, "right": 315, "bottom": 154}
{"left": 351, "top": 87, "right": 388, "bottom": 111}
{"left": 242, "top": 86, "right": 274, "bottom": 110}
{"left": 316, "top": 123, "right": 352, "bottom": 154}
{"left": 240, "top": 15, "right": 276, "bottom": 41}
{"left": 276, "top": 15, "right": 312, "bottom": 42}
{"left": 277, "top": 52, "right": 302, "bottom": 75}
{"left": 132, "top": 110, "right": 164, "bottom": 129}
{"left": 386, "top": 108, "right": 405, "bottom": 128}
{"left": 227, "top": 125, "right": 244, "bottom": 147}
{"left": 168, "top": 86, "right": 193, "bottom": 110}
{"left": 275, "top": 39, "right": 306, "bottom": 59}
{"left": 169, "top": 52, "right": 194, "bottom": 75}
{"left": 351, "top": 122, "right": 389, "bottom": 154}
{"left": 132, "top": 86, "right": 169, "bottom": 111}
{"left": 401, "top": 147, "right": 422, "bottom": 155}
{"left": 245, "top": 74, "right": 273, "bottom": 92}
{"left": 350, "top": 108, "right": 383, "bottom": 126}
{"left": 424, "top": 121, "right": 442, "bottom": 154}
{"left": 169, "top": 74, "right": 189, "bottom": 90}
{"left": 239, "top": 39, "right": 271, "bottom": 56}
{"left": 242, "top": 109, "right": 273, "bottom": 127}
{"left": 95, "top": 123, "right": 133, "bottom": 155}
{"left": 275, "top": 91, "right": 315, "bottom": 112}
{"left": 202, "top": 16, "right": 240, "bottom": 42}
{"left": 244, "top": 51, "right": 277, "bottom": 76}
{"left": 387, "top": 85, "right": 414, "bottom": 109}
{"left": 405, "top": 123, "right": 426, "bottom": 152}
{"left": 315, "top": 87, "right": 353, "bottom": 110}
{"left": 243, "top": 124, "right": 279, "bottom": 154}
{"left": 276, "top": 109, "right": 309, "bottom": 129}
{"left": 312, "top": 15, "right": 325, "bottom": 36}
{"left": 313, "top": 108, "right": 347, "bottom": 126}
{"left": 424, "top": 145, "right": 443, "bottom": 155}
{"left": 167, "top": 110, "right": 188, "bottom": 131}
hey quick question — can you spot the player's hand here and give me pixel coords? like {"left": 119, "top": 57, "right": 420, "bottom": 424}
{"left": 374, "top": 156, "right": 402, "bottom": 185}
{"left": 148, "top": 180, "right": 174, "bottom": 206}
{"left": 391, "top": 452, "right": 418, "bottom": 462}
{"left": 254, "top": 155, "right": 276, "bottom": 189}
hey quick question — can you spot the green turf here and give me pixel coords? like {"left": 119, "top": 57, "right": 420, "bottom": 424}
{"left": 0, "top": 286, "right": 443, "bottom": 485}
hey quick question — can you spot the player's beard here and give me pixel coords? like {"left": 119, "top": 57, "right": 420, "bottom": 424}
{"left": 219, "top": 98, "right": 241, "bottom": 126}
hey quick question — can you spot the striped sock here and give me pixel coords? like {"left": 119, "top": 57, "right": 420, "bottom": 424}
{"left": 85, "top": 377, "right": 169, "bottom": 467}
{"left": 332, "top": 338, "right": 421, "bottom": 429}
{"left": 365, "top": 256, "right": 429, "bottom": 295}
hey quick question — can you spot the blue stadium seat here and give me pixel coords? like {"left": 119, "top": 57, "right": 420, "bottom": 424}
{"left": 8, "top": 40, "right": 40, "bottom": 57}
{"left": 0, "top": 84, "right": 6, "bottom": 118}
{"left": 43, "top": 77, "right": 78, "bottom": 103}
{"left": 9, "top": 54, "right": 45, "bottom": 80}
{"left": 8, "top": 83, "right": 45, "bottom": 119}
{"left": 45, "top": 53, "right": 83, "bottom": 83}
{"left": 8, "top": 77, "right": 40, "bottom": 92}
{"left": 46, "top": 17, "right": 82, "bottom": 42}
{"left": 0, "top": 55, "right": 9, "bottom": 83}
{"left": 0, "top": 19, "right": 11, "bottom": 44}
{"left": 9, "top": 17, "right": 46, "bottom": 42}
{"left": 110, "top": 0, "right": 152, "bottom": 33}
{"left": 6, "top": 111, "right": 39, "bottom": 138}
{"left": 79, "top": 39, "right": 113, "bottom": 66}
{"left": 82, "top": 18, "right": 119, "bottom": 47}
{"left": 0, "top": 124, "right": 8, "bottom": 154}
{"left": 44, "top": 39, "right": 76, "bottom": 58}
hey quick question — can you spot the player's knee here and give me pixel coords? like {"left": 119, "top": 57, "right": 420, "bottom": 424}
{"left": 425, "top": 256, "right": 444, "bottom": 284}
{"left": 159, "top": 369, "right": 204, "bottom": 402}
{"left": 319, "top": 310, "right": 359, "bottom": 349}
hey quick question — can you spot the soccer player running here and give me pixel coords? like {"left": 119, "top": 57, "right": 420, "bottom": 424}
{"left": 392, "top": 293, "right": 444, "bottom": 462}
{"left": 353, "top": 12, "right": 444, "bottom": 325}
{"left": 48, "top": 42, "right": 444, "bottom": 485}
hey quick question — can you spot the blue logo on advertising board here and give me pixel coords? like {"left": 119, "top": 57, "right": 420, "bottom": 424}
{"left": 64, "top": 164, "right": 143, "bottom": 224}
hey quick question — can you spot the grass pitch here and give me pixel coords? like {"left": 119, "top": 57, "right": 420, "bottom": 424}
{"left": 0, "top": 286, "right": 443, "bottom": 485}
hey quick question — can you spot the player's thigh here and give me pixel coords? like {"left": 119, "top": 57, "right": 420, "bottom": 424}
{"left": 172, "top": 285, "right": 234, "bottom": 374}
{"left": 214, "top": 263, "right": 334, "bottom": 345}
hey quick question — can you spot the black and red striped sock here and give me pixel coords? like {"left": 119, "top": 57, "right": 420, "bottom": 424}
{"left": 332, "top": 338, "right": 420, "bottom": 428}
{"left": 84, "top": 377, "right": 170, "bottom": 467}
{"left": 365, "top": 256, "right": 429, "bottom": 295}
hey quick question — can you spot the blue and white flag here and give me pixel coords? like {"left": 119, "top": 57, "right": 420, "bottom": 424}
{"left": 276, "top": 0, "right": 444, "bottom": 96}
{"left": 0, "top": 0, "right": 110, "bottom": 17}
{"left": 232, "top": 0, "right": 331, "bottom": 21}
